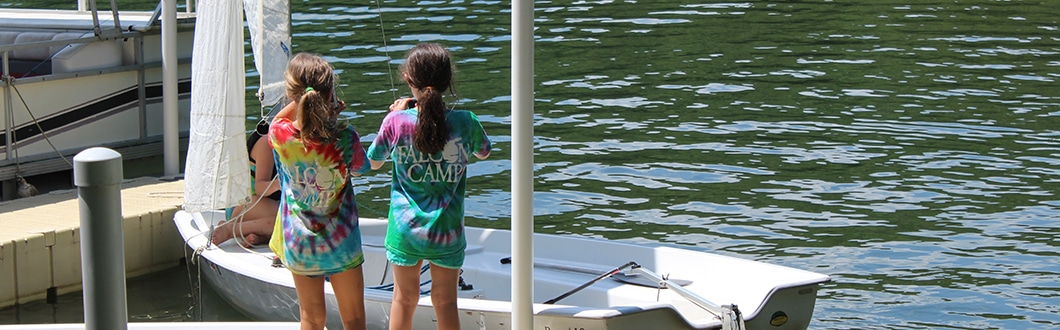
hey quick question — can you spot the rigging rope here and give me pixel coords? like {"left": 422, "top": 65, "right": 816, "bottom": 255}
{"left": 374, "top": 0, "right": 398, "bottom": 100}
{"left": 183, "top": 242, "right": 205, "bottom": 321}
{"left": 8, "top": 83, "right": 74, "bottom": 169}
{"left": 221, "top": 177, "right": 285, "bottom": 258}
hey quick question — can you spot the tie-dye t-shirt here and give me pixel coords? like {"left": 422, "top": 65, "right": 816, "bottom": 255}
{"left": 366, "top": 109, "right": 491, "bottom": 262}
{"left": 268, "top": 118, "right": 371, "bottom": 277}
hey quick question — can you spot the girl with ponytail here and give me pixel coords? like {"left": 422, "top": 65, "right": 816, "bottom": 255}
{"left": 367, "top": 43, "right": 492, "bottom": 330}
{"left": 269, "top": 52, "right": 370, "bottom": 330}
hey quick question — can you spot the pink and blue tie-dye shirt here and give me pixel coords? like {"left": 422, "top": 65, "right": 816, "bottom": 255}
{"left": 366, "top": 109, "right": 491, "bottom": 261}
{"left": 268, "top": 118, "right": 371, "bottom": 276}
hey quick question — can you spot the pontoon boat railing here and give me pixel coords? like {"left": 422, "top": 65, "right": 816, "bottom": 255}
{"left": 78, "top": 0, "right": 195, "bottom": 14}
{"left": 0, "top": 34, "right": 126, "bottom": 56}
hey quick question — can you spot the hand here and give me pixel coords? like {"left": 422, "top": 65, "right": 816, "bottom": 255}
{"left": 389, "top": 97, "right": 417, "bottom": 112}
{"left": 331, "top": 99, "right": 346, "bottom": 115}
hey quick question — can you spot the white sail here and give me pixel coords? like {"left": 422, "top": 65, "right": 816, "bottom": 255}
{"left": 183, "top": 0, "right": 251, "bottom": 212}
{"left": 244, "top": 0, "right": 291, "bottom": 108}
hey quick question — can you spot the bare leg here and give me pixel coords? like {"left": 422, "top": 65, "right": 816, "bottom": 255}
{"left": 429, "top": 264, "right": 461, "bottom": 330}
{"left": 211, "top": 197, "right": 278, "bottom": 246}
{"left": 230, "top": 215, "right": 275, "bottom": 247}
{"left": 211, "top": 204, "right": 245, "bottom": 246}
{"left": 292, "top": 273, "right": 327, "bottom": 330}
{"left": 388, "top": 261, "right": 423, "bottom": 330}
{"left": 330, "top": 266, "right": 367, "bottom": 330}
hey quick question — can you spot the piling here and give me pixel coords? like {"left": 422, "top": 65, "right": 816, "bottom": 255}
{"left": 73, "top": 147, "right": 128, "bottom": 330}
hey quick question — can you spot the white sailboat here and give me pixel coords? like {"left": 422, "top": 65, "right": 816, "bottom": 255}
{"left": 174, "top": 1, "right": 831, "bottom": 330}
{"left": 175, "top": 209, "right": 829, "bottom": 330}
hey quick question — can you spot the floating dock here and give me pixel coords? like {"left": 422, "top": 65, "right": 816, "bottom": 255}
{"left": 0, "top": 177, "right": 186, "bottom": 309}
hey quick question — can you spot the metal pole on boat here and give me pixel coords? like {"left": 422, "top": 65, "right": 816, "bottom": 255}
{"left": 162, "top": 0, "right": 179, "bottom": 176}
{"left": 3, "top": 52, "right": 12, "bottom": 162}
{"left": 511, "top": 0, "right": 535, "bottom": 329}
{"left": 87, "top": 0, "right": 100, "bottom": 35}
{"left": 74, "top": 147, "right": 128, "bottom": 330}
{"left": 107, "top": 0, "right": 123, "bottom": 32}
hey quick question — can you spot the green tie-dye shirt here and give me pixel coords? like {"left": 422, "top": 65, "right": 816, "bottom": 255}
{"left": 367, "top": 109, "right": 491, "bottom": 260}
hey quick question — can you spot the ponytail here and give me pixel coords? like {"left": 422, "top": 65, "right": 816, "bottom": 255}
{"left": 297, "top": 87, "right": 337, "bottom": 143}
{"left": 414, "top": 86, "right": 448, "bottom": 154}
{"left": 285, "top": 53, "right": 341, "bottom": 144}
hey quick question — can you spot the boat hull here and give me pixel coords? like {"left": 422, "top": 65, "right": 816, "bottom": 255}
{"left": 176, "top": 210, "right": 828, "bottom": 330}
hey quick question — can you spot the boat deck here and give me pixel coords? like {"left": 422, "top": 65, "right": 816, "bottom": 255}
{"left": 0, "top": 177, "right": 187, "bottom": 309}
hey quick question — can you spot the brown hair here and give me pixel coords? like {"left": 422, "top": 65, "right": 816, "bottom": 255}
{"left": 402, "top": 43, "right": 455, "bottom": 154}
{"left": 285, "top": 53, "right": 340, "bottom": 144}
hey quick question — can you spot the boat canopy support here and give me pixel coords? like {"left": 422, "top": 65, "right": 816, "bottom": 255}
{"left": 85, "top": 0, "right": 123, "bottom": 38}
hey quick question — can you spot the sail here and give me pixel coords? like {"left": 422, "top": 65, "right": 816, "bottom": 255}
{"left": 244, "top": 0, "right": 291, "bottom": 108}
{"left": 183, "top": 0, "right": 251, "bottom": 212}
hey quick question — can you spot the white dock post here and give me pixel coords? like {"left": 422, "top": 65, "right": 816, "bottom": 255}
{"left": 162, "top": 0, "right": 179, "bottom": 176}
{"left": 74, "top": 147, "right": 128, "bottom": 330}
{"left": 511, "top": 0, "right": 535, "bottom": 329}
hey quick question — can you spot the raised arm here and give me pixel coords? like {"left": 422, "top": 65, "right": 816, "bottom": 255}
{"left": 274, "top": 100, "right": 298, "bottom": 121}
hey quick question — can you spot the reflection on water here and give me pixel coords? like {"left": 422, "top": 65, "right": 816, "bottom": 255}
{"left": 6, "top": 0, "right": 1060, "bottom": 329}
{"left": 0, "top": 264, "right": 249, "bottom": 324}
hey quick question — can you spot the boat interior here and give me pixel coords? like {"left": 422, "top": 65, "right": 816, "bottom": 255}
{"left": 189, "top": 210, "right": 827, "bottom": 329}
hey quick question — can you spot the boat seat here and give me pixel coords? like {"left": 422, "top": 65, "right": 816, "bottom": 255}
{"left": 0, "top": 29, "right": 122, "bottom": 77}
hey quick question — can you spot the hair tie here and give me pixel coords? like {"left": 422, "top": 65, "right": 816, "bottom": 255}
{"left": 305, "top": 87, "right": 315, "bottom": 92}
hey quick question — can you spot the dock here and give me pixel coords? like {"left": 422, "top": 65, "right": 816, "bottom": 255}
{"left": 0, "top": 177, "right": 186, "bottom": 309}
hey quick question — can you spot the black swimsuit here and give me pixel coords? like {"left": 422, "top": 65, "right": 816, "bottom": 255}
{"left": 247, "top": 130, "right": 281, "bottom": 201}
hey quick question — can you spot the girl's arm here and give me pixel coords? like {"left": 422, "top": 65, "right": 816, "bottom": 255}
{"left": 370, "top": 159, "right": 386, "bottom": 170}
{"left": 472, "top": 114, "right": 492, "bottom": 160}
{"left": 274, "top": 100, "right": 298, "bottom": 121}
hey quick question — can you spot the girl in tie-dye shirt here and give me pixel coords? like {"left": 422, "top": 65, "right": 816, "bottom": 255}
{"left": 268, "top": 53, "right": 370, "bottom": 330}
{"left": 367, "top": 43, "right": 490, "bottom": 330}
